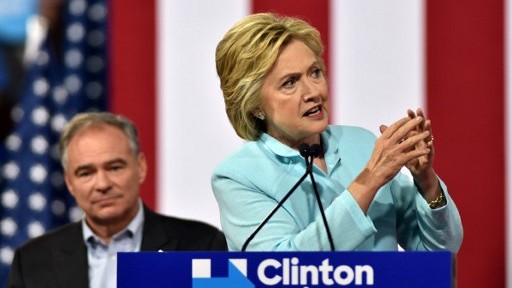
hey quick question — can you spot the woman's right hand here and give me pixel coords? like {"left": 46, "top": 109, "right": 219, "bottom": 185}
{"left": 348, "top": 116, "right": 431, "bottom": 213}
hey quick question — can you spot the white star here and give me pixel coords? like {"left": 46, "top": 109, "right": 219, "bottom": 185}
{"left": 30, "top": 164, "right": 48, "bottom": 184}
{"left": 87, "top": 55, "right": 104, "bottom": 73}
{"left": 31, "top": 106, "right": 50, "bottom": 126}
{"left": 28, "top": 192, "right": 47, "bottom": 212}
{"left": 6, "top": 134, "right": 22, "bottom": 152}
{"left": 52, "top": 85, "right": 69, "bottom": 104}
{"left": 65, "top": 49, "right": 83, "bottom": 69}
{"left": 51, "top": 171, "right": 65, "bottom": 188}
{"left": 3, "top": 161, "right": 20, "bottom": 180}
{"left": 89, "top": 3, "right": 107, "bottom": 22}
{"left": 52, "top": 200, "right": 66, "bottom": 216}
{"left": 0, "top": 218, "right": 17, "bottom": 236}
{"left": 1, "top": 190, "right": 19, "bottom": 209}
{"left": 36, "top": 50, "right": 50, "bottom": 66}
{"left": 70, "top": 0, "right": 87, "bottom": 16}
{"left": 86, "top": 81, "right": 103, "bottom": 99}
{"left": 0, "top": 247, "right": 14, "bottom": 265}
{"left": 31, "top": 135, "right": 49, "bottom": 155}
{"left": 51, "top": 114, "right": 68, "bottom": 133}
{"left": 11, "top": 105, "right": 24, "bottom": 123}
{"left": 67, "top": 22, "right": 85, "bottom": 43}
{"left": 33, "top": 78, "right": 49, "bottom": 97}
{"left": 27, "top": 221, "right": 45, "bottom": 238}
{"left": 65, "top": 74, "right": 82, "bottom": 94}
{"left": 69, "top": 206, "right": 84, "bottom": 222}
{"left": 87, "top": 30, "right": 105, "bottom": 47}
{"left": 51, "top": 144, "right": 61, "bottom": 161}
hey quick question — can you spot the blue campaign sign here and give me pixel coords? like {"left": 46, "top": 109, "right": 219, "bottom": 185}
{"left": 117, "top": 251, "right": 452, "bottom": 288}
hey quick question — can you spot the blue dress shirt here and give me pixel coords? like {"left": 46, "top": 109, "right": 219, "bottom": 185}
{"left": 82, "top": 200, "right": 144, "bottom": 288}
{"left": 212, "top": 125, "right": 463, "bottom": 252}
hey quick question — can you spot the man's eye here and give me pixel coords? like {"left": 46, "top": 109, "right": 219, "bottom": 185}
{"left": 77, "top": 171, "right": 92, "bottom": 178}
{"left": 110, "top": 165, "right": 124, "bottom": 172}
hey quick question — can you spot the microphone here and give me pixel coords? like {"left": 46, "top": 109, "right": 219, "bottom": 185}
{"left": 299, "top": 143, "right": 313, "bottom": 171}
{"left": 241, "top": 143, "right": 335, "bottom": 251}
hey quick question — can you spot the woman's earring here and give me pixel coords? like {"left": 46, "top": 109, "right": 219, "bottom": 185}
{"left": 256, "top": 112, "right": 265, "bottom": 120}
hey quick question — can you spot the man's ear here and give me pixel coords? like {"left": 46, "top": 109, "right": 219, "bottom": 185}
{"left": 64, "top": 172, "right": 76, "bottom": 197}
{"left": 137, "top": 153, "right": 148, "bottom": 184}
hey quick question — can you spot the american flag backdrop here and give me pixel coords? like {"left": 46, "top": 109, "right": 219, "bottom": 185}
{"left": 0, "top": 0, "right": 108, "bottom": 284}
{"left": 0, "top": 0, "right": 508, "bottom": 287}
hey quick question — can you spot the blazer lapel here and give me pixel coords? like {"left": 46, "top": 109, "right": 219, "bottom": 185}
{"left": 140, "top": 206, "right": 179, "bottom": 251}
{"left": 52, "top": 223, "right": 89, "bottom": 288}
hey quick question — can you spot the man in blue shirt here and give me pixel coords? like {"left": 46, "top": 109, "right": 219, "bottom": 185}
{"left": 7, "top": 112, "right": 227, "bottom": 288}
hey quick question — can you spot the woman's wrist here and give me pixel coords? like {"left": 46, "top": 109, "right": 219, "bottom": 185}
{"left": 428, "top": 189, "right": 446, "bottom": 209}
{"left": 413, "top": 170, "right": 439, "bottom": 201}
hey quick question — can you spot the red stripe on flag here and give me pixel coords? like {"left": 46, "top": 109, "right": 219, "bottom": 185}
{"left": 251, "top": 0, "right": 332, "bottom": 118}
{"left": 109, "top": 0, "right": 156, "bottom": 209}
{"left": 427, "top": 1, "right": 505, "bottom": 287}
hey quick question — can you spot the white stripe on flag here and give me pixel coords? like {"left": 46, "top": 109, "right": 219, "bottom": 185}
{"left": 157, "top": 0, "right": 248, "bottom": 227}
{"left": 331, "top": 0, "right": 424, "bottom": 134}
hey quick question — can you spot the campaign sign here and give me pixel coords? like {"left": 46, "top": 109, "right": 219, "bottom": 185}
{"left": 118, "top": 251, "right": 452, "bottom": 288}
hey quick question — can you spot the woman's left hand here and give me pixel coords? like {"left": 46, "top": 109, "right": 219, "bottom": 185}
{"left": 405, "top": 108, "right": 434, "bottom": 177}
{"left": 381, "top": 108, "right": 440, "bottom": 201}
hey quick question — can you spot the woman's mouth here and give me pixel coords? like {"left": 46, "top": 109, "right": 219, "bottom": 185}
{"left": 304, "top": 105, "right": 322, "bottom": 117}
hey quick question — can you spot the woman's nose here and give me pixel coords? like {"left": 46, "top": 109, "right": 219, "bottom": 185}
{"left": 302, "top": 79, "right": 321, "bottom": 102}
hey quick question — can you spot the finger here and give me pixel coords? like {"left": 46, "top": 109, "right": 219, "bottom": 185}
{"left": 414, "top": 108, "right": 426, "bottom": 131}
{"left": 386, "top": 116, "right": 424, "bottom": 143}
{"left": 379, "top": 125, "right": 388, "bottom": 134}
{"left": 423, "top": 119, "right": 434, "bottom": 144}
{"left": 416, "top": 108, "right": 424, "bottom": 118}
{"left": 400, "top": 146, "right": 432, "bottom": 168}
{"left": 424, "top": 119, "right": 432, "bottom": 131}
{"left": 407, "top": 109, "right": 416, "bottom": 119}
{"left": 399, "top": 130, "right": 430, "bottom": 149}
{"left": 381, "top": 117, "right": 414, "bottom": 137}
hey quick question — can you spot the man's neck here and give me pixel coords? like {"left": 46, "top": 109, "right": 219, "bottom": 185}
{"left": 85, "top": 205, "right": 140, "bottom": 244}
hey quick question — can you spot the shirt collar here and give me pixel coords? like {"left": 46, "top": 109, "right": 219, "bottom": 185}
{"left": 82, "top": 199, "right": 144, "bottom": 245}
{"left": 258, "top": 127, "right": 340, "bottom": 158}
{"left": 258, "top": 126, "right": 342, "bottom": 172}
{"left": 258, "top": 133, "right": 305, "bottom": 158}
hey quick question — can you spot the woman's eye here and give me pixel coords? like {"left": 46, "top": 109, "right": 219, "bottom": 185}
{"left": 311, "top": 68, "right": 322, "bottom": 78}
{"left": 282, "top": 78, "right": 296, "bottom": 88}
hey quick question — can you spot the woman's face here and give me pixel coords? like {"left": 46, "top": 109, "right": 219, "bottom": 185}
{"left": 260, "top": 39, "right": 329, "bottom": 148}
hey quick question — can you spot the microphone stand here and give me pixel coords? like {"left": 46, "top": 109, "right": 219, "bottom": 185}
{"left": 241, "top": 166, "right": 310, "bottom": 251}
{"left": 241, "top": 143, "right": 336, "bottom": 251}
{"left": 307, "top": 144, "right": 335, "bottom": 251}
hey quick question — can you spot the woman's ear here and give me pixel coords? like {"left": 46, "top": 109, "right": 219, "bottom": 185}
{"left": 253, "top": 110, "right": 265, "bottom": 120}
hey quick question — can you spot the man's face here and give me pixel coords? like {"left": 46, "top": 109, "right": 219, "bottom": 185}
{"left": 64, "top": 124, "right": 147, "bottom": 228}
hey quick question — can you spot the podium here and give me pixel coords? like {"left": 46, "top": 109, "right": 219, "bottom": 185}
{"left": 118, "top": 251, "right": 452, "bottom": 288}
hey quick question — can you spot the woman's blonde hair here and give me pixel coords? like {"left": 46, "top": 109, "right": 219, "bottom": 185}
{"left": 215, "top": 13, "right": 324, "bottom": 140}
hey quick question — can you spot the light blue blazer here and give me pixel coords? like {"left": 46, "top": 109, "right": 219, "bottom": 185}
{"left": 212, "top": 125, "right": 463, "bottom": 252}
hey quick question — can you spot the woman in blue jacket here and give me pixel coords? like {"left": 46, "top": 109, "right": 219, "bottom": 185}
{"left": 212, "top": 13, "right": 463, "bottom": 253}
